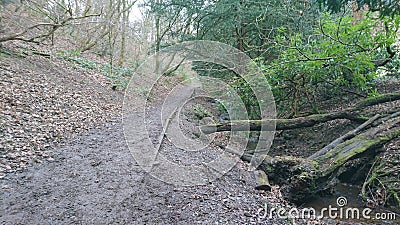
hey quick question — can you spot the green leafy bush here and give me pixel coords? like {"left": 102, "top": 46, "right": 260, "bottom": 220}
{"left": 57, "top": 50, "right": 98, "bottom": 70}
{"left": 187, "top": 104, "right": 212, "bottom": 120}
{"left": 258, "top": 13, "right": 400, "bottom": 116}
{"left": 57, "top": 50, "right": 134, "bottom": 90}
{"left": 100, "top": 64, "right": 133, "bottom": 90}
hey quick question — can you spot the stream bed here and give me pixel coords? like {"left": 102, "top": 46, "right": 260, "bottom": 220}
{"left": 246, "top": 138, "right": 399, "bottom": 225}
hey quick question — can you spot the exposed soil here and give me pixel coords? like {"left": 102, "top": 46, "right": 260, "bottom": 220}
{"left": 270, "top": 119, "right": 358, "bottom": 158}
{"left": 0, "top": 48, "right": 318, "bottom": 224}
{"left": 1, "top": 117, "right": 281, "bottom": 224}
{"left": 2, "top": 40, "right": 398, "bottom": 224}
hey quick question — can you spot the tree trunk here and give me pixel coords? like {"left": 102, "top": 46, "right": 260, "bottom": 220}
{"left": 259, "top": 115, "right": 400, "bottom": 202}
{"left": 198, "top": 93, "right": 400, "bottom": 203}
{"left": 154, "top": 0, "right": 161, "bottom": 74}
{"left": 118, "top": 0, "right": 128, "bottom": 67}
{"left": 200, "top": 92, "right": 400, "bottom": 134}
{"left": 200, "top": 111, "right": 367, "bottom": 133}
{"left": 355, "top": 92, "right": 400, "bottom": 109}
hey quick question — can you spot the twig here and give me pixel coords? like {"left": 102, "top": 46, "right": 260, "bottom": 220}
{"left": 319, "top": 18, "right": 367, "bottom": 52}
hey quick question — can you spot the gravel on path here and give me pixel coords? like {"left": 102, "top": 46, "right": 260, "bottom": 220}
{"left": 1, "top": 116, "right": 290, "bottom": 224}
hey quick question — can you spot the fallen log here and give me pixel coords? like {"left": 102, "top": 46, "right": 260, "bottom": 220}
{"left": 260, "top": 116, "right": 400, "bottom": 202}
{"left": 200, "top": 111, "right": 367, "bottom": 134}
{"left": 309, "top": 114, "right": 380, "bottom": 160}
{"left": 314, "top": 116, "right": 400, "bottom": 177}
{"left": 200, "top": 92, "right": 400, "bottom": 134}
{"left": 355, "top": 92, "right": 400, "bottom": 109}
{"left": 198, "top": 93, "right": 400, "bottom": 202}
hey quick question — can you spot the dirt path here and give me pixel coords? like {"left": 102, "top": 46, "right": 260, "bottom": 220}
{"left": 1, "top": 83, "right": 289, "bottom": 224}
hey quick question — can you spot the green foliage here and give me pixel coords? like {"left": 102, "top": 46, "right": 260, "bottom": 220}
{"left": 154, "top": 0, "right": 400, "bottom": 118}
{"left": 57, "top": 50, "right": 98, "bottom": 70}
{"left": 381, "top": 53, "right": 400, "bottom": 77}
{"left": 367, "top": 88, "right": 380, "bottom": 98}
{"left": 0, "top": 46, "right": 11, "bottom": 57}
{"left": 70, "top": 57, "right": 98, "bottom": 70}
{"left": 316, "top": 0, "right": 400, "bottom": 18}
{"left": 230, "top": 76, "right": 262, "bottom": 120}
{"left": 187, "top": 104, "right": 212, "bottom": 120}
{"left": 193, "top": 62, "right": 262, "bottom": 120}
{"left": 137, "top": 86, "right": 152, "bottom": 100}
{"left": 100, "top": 64, "right": 133, "bottom": 90}
{"left": 56, "top": 49, "right": 81, "bottom": 58}
{"left": 196, "top": 0, "right": 319, "bottom": 59}
{"left": 215, "top": 100, "right": 227, "bottom": 115}
{"left": 57, "top": 49, "right": 133, "bottom": 90}
{"left": 152, "top": 0, "right": 319, "bottom": 59}
{"left": 259, "top": 13, "right": 399, "bottom": 115}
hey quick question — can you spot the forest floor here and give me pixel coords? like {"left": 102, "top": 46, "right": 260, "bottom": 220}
{"left": 2, "top": 41, "right": 399, "bottom": 224}
{"left": 0, "top": 43, "right": 326, "bottom": 225}
{"left": 1, "top": 114, "right": 277, "bottom": 224}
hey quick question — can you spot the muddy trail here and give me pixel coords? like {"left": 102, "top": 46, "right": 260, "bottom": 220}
{"left": 0, "top": 50, "right": 295, "bottom": 225}
{"left": 0, "top": 82, "right": 291, "bottom": 225}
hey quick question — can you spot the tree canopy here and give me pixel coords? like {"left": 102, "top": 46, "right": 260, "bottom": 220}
{"left": 317, "top": 0, "right": 400, "bottom": 17}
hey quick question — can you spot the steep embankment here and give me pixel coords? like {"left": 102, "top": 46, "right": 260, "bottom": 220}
{"left": 0, "top": 48, "right": 122, "bottom": 176}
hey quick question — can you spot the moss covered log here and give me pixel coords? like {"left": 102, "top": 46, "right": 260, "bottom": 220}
{"left": 259, "top": 116, "right": 400, "bottom": 202}
{"left": 314, "top": 117, "right": 400, "bottom": 177}
{"left": 201, "top": 94, "right": 400, "bottom": 203}
{"left": 200, "top": 92, "right": 400, "bottom": 134}
{"left": 200, "top": 111, "right": 367, "bottom": 133}
{"left": 355, "top": 92, "right": 400, "bottom": 109}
